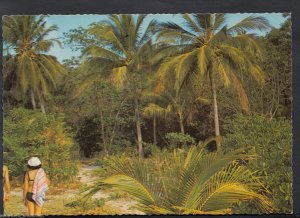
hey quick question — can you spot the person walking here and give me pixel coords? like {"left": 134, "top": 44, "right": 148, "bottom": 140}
{"left": 3, "top": 165, "right": 10, "bottom": 202}
{"left": 23, "top": 157, "right": 49, "bottom": 216}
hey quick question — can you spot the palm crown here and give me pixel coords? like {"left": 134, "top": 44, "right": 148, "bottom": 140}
{"left": 153, "top": 14, "right": 270, "bottom": 146}
{"left": 81, "top": 15, "right": 158, "bottom": 87}
{"left": 3, "top": 15, "right": 64, "bottom": 113}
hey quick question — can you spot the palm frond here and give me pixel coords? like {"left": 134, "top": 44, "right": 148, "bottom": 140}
{"left": 230, "top": 72, "right": 250, "bottom": 112}
{"left": 182, "top": 13, "right": 202, "bottom": 34}
{"left": 227, "top": 16, "right": 271, "bottom": 35}
{"left": 213, "top": 13, "right": 226, "bottom": 31}
{"left": 111, "top": 66, "right": 127, "bottom": 88}
{"left": 86, "top": 144, "right": 273, "bottom": 215}
{"left": 143, "top": 103, "right": 171, "bottom": 118}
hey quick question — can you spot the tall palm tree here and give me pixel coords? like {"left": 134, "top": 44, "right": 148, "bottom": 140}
{"left": 85, "top": 141, "right": 273, "bottom": 214}
{"left": 80, "top": 15, "right": 157, "bottom": 158}
{"left": 3, "top": 15, "right": 64, "bottom": 113}
{"left": 150, "top": 81, "right": 202, "bottom": 134}
{"left": 143, "top": 103, "right": 171, "bottom": 145}
{"left": 154, "top": 14, "right": 270, "bottom": 150}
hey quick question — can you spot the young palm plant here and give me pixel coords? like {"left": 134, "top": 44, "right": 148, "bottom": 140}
{"left": 79, "top": 15, "right": 158, "bottom": 158}
{"left": 153, "top": 14, "right": 270, "bottom": 150}
{"left": 84, "top": 141, "right": 273, "bottom": 214}
{"left": 3, "top": 15, "right": 64, "bottom": 113}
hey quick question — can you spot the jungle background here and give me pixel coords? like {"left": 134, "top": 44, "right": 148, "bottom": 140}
{"left": 2, "top": 13, "right": 292, "bottom": 215}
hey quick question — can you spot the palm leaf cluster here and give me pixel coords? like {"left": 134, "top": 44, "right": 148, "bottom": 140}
{"left": 3, "top": 15, "right": 64, "bottom": 112}
{"left": 85, "top": 143, "right": 273, "bottom": 214}
{"left": 154, "top": 14, "right": 269, "bottom": 112}
{"left": 80, "top": 15, "right": 158, "bottom": 89}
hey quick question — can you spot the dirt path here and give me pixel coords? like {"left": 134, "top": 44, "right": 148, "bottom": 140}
{"left": 4, "top": 164, "right": 144, "bottom": 216}
{"left": 78, "top": 164, "right": 144, "bottom": 214}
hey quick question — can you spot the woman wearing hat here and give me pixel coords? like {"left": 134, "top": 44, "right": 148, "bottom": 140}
{"left": 3, "top": 154, "right": 11, "bottom": 203}
{"left": 3, "top": 165, "right": 10, "bottom": 202}
{"left": 23, "top": 157, "right": 50, "bottom": 216}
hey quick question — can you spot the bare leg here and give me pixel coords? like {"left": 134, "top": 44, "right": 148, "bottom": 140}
{"left": 3, "top": 193, "right": 5, "bottom": 215}
{"left": 34, "top": 204, "right": 42, "bottom": 216}
{"left": 27, "top": 200, "right": 35, "bottom": 216}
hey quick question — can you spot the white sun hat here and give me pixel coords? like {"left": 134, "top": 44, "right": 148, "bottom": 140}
{"left": 28, "top": 157, "right": 41, "bottom": 167}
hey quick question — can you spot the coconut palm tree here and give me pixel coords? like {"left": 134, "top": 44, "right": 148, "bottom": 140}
{"left": 84, "top": 140, "right": 273, "bottom": 214}
{"left": 3, "top": 15, "right": 64, "bottom": 113}
{"left": 143, "top": 103, "right": 171, "bottom": 145}
{"left": 149, "top": 83, "right": 202, "bottom": 135}
{"left": 79, "top": 15, "right": 157, "bottom": 158}
{"left": 153, "top": 14, "right": 270, "bottom": 150}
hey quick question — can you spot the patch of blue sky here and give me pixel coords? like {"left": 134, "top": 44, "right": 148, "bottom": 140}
{"left": 45, "top": 13, "right": 287, "bottom": 62}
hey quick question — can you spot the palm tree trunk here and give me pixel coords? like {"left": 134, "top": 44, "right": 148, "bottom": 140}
{"left": 134, "top": 95, "right": 144, "bottom": 158}
{"left": 30, "top": 89, "right": 36, "bottom": 110}
{"left": 37, "top": 89, "right": 46, "bottom": 114}
{"left": 94, "top": 85, "right": 107, "bottom": 155}
{"left": 110, "top": 97, "right": 128, "bottom": 146}
{"left": 209, "top": 72, "right": 221, "bottom": 151}
{"left": 153, "top": 114, "right": 157, "bottom": 145}
{"left": 178, "top": 111, "right": 185, "bottom": 134}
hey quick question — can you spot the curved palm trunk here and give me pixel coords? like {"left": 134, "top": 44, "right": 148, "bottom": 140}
{"left": 209, "top": 72, "right": 221, "bottom": 151}
{"left": 134, "top": 95, "right": 144, "bottom": 158}
{"left": 37, "top": 89, "right": 46, "bottom": 114}
{"left": 153, "top": 114, "right": 157, "bottom": 145}
{"left": 30, "top": 89, "right": 36, "bottom": 110}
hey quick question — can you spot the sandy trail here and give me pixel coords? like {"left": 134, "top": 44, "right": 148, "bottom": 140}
{"left": 78, "top": 164, "right": 144, "bottom": 214}
{"left": 5, "top": 164, "right": 144, "bottom": 215}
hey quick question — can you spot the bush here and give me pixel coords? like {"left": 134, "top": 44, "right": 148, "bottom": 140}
{"left": 165, "top": 132, "right": 195, "bottom": 149}
{"left": 3, "top": 108, "right": 78, "bottom": 182}
{"left": 106, "top": 138, "right": 132, "bottom": 155}
{"left": 223, "top": 114, "right": 292, "bottom": 213}
{"left": 143, "top": 142, "right": 161, "bottom": 157}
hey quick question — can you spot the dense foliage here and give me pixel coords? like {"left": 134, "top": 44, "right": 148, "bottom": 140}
{"left": 165, "top": 132, "right": 195, "bottom": 149}
{"left": 2, "top": 14, "right": 292, "bottom": 214}
{"left": 3, "top": 108, "right": 78, "bottom": 182}
{"left": 247, "top": 18, "right": 292, "bottom": 118}
{"left": 223, "top": 114, "right": 292, "bottom": 213}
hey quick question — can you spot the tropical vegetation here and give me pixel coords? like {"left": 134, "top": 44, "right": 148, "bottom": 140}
{"left": 85, "top": 143, "right": 273, "bottom": 214}
{"left": 2, "top": 14, "right": 292, "bottom": 215}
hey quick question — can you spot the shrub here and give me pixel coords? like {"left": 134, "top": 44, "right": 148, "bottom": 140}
{"left": 223, "top": 114, "right": 292, "bottom": 213}
{"left": 143, "top": 143, "right": 161, "bottom": 157}
{"left": 106, "top": 138, "right": 132, "bottom": 155}
{"left": 3, "top": 108, "right": 78, "bottom": 182}
{"left": 165, "top": 132, "right": 195, "bottom": 149}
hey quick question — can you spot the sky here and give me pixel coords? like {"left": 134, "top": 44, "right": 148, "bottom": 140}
{"left": 45, "top": 13, "right": 288, "bottom": 62}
